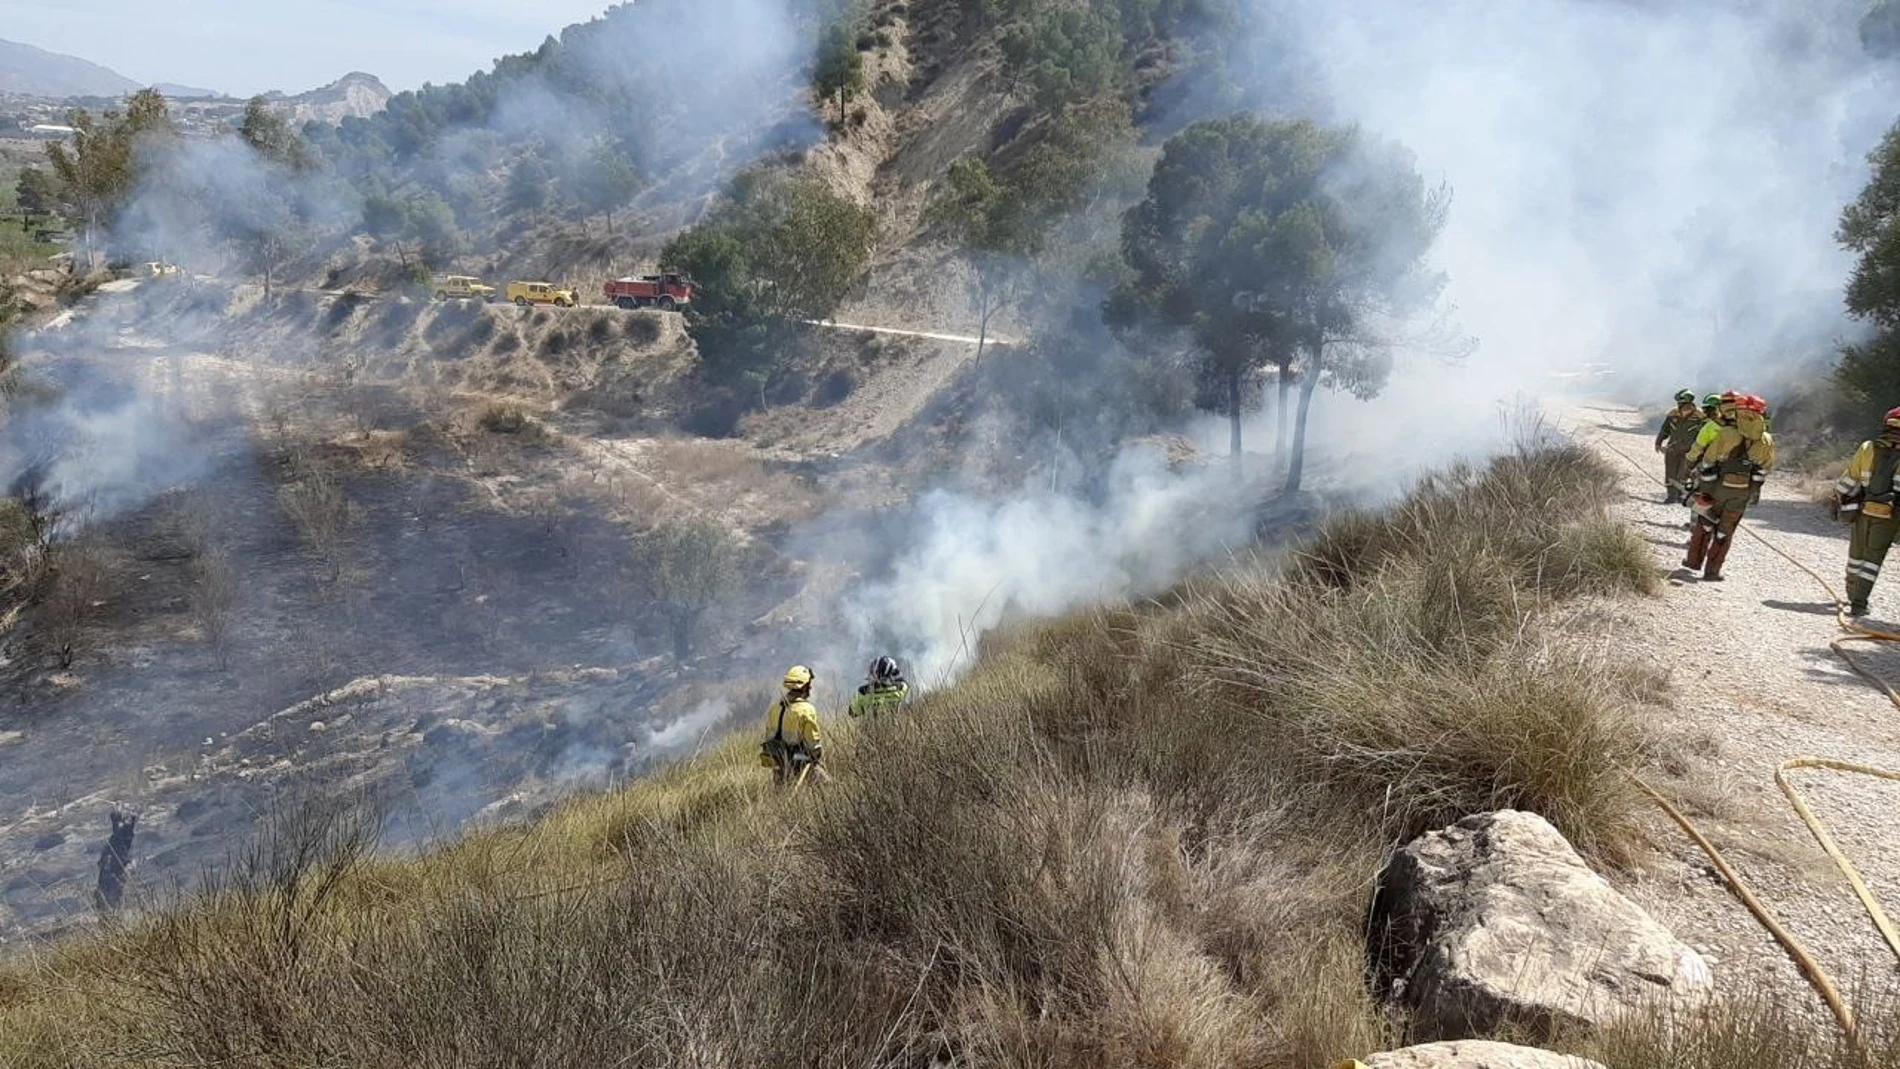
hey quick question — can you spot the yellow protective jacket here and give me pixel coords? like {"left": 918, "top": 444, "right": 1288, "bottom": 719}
{"left": 1836, "top": 438, "right": 1900, "bottom": 517}
{"left": 766, "top": 696, "right": 822, "bottom": 753}
{"left": 1688, "top": 425, "right": 1773, "bottom": 492}
{"left": 1685, "top": 420, "right": 1727, "bottom": 466}
{"left": 848, "top": 680, "right": 908, "bottom": 718}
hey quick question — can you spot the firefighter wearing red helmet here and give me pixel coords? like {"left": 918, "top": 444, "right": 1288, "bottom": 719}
{"left": 1833, "top": 406, "right": 1900, "bottom": 615}
{"left": 1681, "top": 391, "right": 1774, "bottom": 581}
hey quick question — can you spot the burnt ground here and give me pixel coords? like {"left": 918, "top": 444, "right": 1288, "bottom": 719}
{"left": 0, "top": 333, "right": 793, "bottom": 948}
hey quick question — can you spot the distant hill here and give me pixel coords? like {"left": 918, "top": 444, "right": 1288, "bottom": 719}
{"left": 0, "top": 37, "right": 138, "bottom": 98}
{"left": 264, "top": 71, "right": 391, "bottom": 123}
{"left": 154, "top": 82, "right": 225, "bottom": 100}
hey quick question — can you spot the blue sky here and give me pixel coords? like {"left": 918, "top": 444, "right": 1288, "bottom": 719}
{"left": 11, "top": 0, "right": 617, "bottom": 96}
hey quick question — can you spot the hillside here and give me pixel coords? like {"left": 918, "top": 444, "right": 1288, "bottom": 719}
{"left": 0, "top": 37, "right": 138, "bottom": 99}
{"left": 2, "top": 0, "right": 1899, "bottom": 1064}
{"left": 1, "top": 425, "right": 1873, "bottom": 1067}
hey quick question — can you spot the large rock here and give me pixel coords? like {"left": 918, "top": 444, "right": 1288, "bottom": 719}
{"left": 1351, "top": 1039, "right": 1607, "bottom": 1068}
{"left": 1371, "top": 810, "right": 1711, "bottom": 1042}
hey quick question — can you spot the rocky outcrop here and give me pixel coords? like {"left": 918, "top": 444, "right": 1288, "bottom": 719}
{"left": 1353, "top": 1039, "right": 1607, "bottom": 1068}
{"left": 1371, "top": 810, "right": 1711, "bottom": 1042}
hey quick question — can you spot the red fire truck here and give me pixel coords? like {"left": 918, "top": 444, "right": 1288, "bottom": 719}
{"left": 604, "top": 271, "right": 695, "bottom": 310}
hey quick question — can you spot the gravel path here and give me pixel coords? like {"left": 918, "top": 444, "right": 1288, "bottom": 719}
{"left": 1560, "top": 400, "right": 1900, "bottom": 1023}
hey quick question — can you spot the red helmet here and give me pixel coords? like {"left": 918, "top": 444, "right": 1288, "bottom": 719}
{"left": 1740, "top": 394, "right": 1768, "bottom": 414}
{"left": 1885, "top": 405, "right": 1900, "bottom": 426}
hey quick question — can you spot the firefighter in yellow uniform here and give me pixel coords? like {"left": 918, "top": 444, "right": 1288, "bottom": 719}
{"left": 1834, "top": 406, "right": 1900, "bottom": 617}
{"left": 1681, "top": 392, "right": 1772, "bottom": 581}
{"left": 760, "top": 665, "right": 826, "bottom": 786}
{"left": 848, "top": 656, "right": 909, "bottom": 717}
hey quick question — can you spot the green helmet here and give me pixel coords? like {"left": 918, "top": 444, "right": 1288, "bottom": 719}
{"left": 1702, "top": 393, "right": 1722, "bottom": 409}
{"left": 1675, "top": 388, "right": 1696, "bottom": 404}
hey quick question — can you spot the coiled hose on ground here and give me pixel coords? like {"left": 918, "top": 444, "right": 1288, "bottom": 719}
{"left": 1600, "top": 432, "right": 1900, "bottom": 1057}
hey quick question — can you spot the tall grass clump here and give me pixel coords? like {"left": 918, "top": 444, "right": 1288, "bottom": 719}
{"left": 0, "top": 435, "right": 1689, "bottom": 1068}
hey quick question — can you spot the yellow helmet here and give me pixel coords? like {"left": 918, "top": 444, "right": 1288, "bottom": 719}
{"left": 783, "top": 665, "right": 813, "bottom": 690}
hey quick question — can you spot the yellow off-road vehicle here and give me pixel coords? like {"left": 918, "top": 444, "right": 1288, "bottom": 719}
{"left": 506, "top": 280, "right": 576, "bottom": 307}
{"left": 141, "top": 261, "right": 180, "bottom": 278}
{"left": 434, "top": 275, "right": 496, "bottom": 302}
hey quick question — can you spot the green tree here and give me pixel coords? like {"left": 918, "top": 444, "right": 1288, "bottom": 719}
{"left": 928, "top": 159, "right": 1032, "bottom": 365}
{"left": 663, "top": 170, "right": 876, "bottom": 392}
{"left": 812, "top": 16, "right": 866, "bottom": 124}
{"left": 507, "top": 154, "right": 552, "bottom": 216}
{"left": 225, "top": 184, "right": 301, "bottom": 298}
{"left": 633, "top": 518, "right": 746, "bottom": 660}
{"left": 14, "top": 166, "right": 59, "bottom": 218}
{"left": 571, "top": 141, "right": 642, "bottom": 235}
{"left": 1837, "top": 121, "right": 1900, "bottom": 412}
{"left": 238, "top": 96, "right": 313, "bottom": 172}
{"left": 1114, "top": 115, "right": 1448, "bottom": 489}
{"left": 930, "top": 99, "right": 1139, "bottom": 365}
{"left": 44, "top": 88, "right": 174, "bottom": 270}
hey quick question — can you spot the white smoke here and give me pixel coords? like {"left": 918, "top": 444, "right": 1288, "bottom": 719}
{"left": 838, "top": 438, "right": 1264, "bottom": 683}
{"left": 1237, "top": 0, "right": 1897, "bottom": 467}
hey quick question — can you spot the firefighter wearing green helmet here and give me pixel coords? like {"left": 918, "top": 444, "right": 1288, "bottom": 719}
{"left": 1655, "top": 388, "right": 1703, "bottom": 504}
{"left": 760, "top": 665, "right": 827, "bottom": 786}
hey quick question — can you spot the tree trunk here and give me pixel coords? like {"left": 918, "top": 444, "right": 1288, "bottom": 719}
{"left": 1285, "top": 353, "right": 1322, "bottom": 495}
{"left": 672, "top": 608, "right": 699, "bottom": 662}
{"left": 1275, "top": 365, "right": 1291, "bottom": 467}
{"left": 1228, "top": 363, "right": 1243, "bottom": 477}
{"left": 974, "top": 283, "right": 991, "bottom": 367}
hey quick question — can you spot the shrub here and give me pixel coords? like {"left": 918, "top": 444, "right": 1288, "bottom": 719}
{"left": 622, "top": 314, "right": 662, "bottom": 346}
{"left": 39, "top": 541, "right": 114, "bottom": 669}
{"left": 813, "top": 368, "right": 856, "bottom": 407}
{"left": 478, "top": 401, "right": 533, "bottom": 435}
{"left": 632, "top": 518, "right": 747, "bottom": 660}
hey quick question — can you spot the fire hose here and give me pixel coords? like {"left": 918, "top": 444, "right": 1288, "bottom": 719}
{"left": 1599, "top": 432, "right": 1900, "bottom": 1056}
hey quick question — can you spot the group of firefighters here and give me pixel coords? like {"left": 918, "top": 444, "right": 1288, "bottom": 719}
{"left": 753, "top": 391, "right": 1900, "bottom": 786}
{"left": 757, "top": 655, "right": 909, "bottom": 787}
{"left": 1657, "top": 387, "right": 1900, "bottom": 617}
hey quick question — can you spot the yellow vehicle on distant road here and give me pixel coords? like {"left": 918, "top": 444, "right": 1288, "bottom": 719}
{"left": 141, "top": 261, "right": 180, "bottom": 278}
{"left": 434, "top": 275, "right": 496, "bottom": 302}
{"left": 506, "top": 280, "right": 576, "bottom": 307}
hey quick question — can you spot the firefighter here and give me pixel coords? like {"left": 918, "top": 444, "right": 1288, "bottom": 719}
{"left": 1688, "top": 391, "right": 1736, "bottom": 459}
{"left": 848, "top": 655, "right": 909, "bottom": 717}
{"left": 1833, "top": 406, "right": 1900, "bottom": 616}
{"left": 1655, "top": 389, "right": 1703, "bottom": 504}
{"left": 1681, "top": 393, "right": 1773, "bottom": 582}
{"left": 759, "top": 665, "right": 826, "bottom": 787}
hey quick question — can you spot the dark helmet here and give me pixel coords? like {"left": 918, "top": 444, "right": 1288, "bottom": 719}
{"left": 869, "top": 655, "right": 902, "bottom": 684}
{"left": 1674, "top": 388, "right": 1696, "bottom": 404}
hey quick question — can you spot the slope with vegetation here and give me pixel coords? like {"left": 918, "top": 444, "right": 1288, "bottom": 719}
{"left": 2, "top": 433, "right": 1761, "bottom": 1068}
{"left": 5, "top": 9, "right": 1897, "bottom": 1066}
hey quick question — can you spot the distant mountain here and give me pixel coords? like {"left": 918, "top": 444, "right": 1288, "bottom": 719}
{"left": 0, "top": 37, "right": 138, "bottom": 98}
{"left": 261, "top": 72, "right": 392, "bottom": 124}
{"left": 154, "top": 82, "right": 225, "bottom": 100}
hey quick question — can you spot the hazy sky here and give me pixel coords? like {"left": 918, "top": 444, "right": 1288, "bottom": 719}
{"left": 11, "top": 0, "right": 617, "bottom": 96}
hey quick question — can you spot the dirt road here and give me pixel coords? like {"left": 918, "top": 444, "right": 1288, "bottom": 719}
{"left": 1564, "top": 401, "right": 1900, "bottom": 1018}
